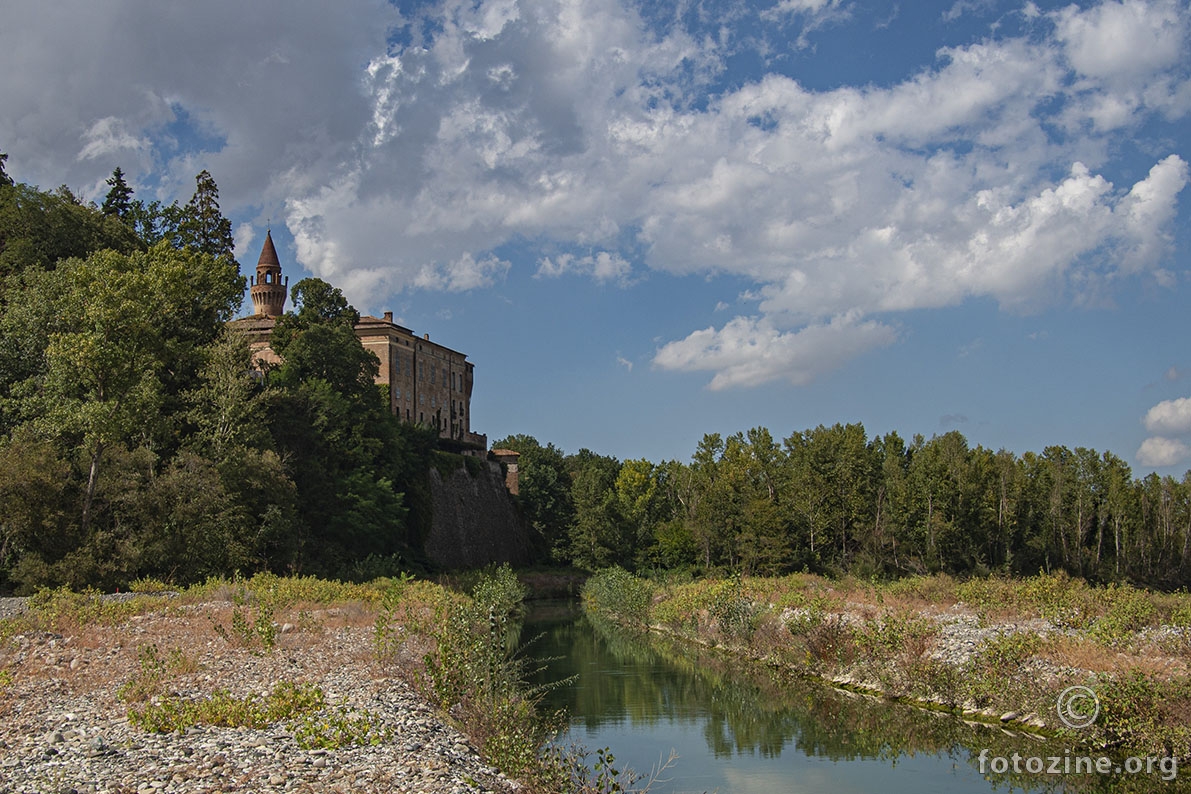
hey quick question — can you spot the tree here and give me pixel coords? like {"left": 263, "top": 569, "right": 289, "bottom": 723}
{"left": 491, "top": 434, "right": 574, "bottom": 562}
{"left": 0, "top": 182, "right": 139, "bottom": 277}
{"left": 615, "top": 458, "right": 661, "bottom": 565}
{"left": 264, "top": 279, "right": 409, "bottom": 572}
{"left": 101, "top": 167, "right": 134, "bottom": 220}
{"left": 6, "top": 243, "right": 245, "bottom": 539}
{"left": 177, "top": 170, "right": 234, "bottom": 259}
{"left": 0, "top": 151, "right": 12, "bottom": 187}
{"left": 568, "top": 450, "right": 624, "bottom": 569}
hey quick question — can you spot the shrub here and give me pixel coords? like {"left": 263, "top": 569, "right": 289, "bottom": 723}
{"left": 581, "top": 568, "right": 655, "bottom": 628}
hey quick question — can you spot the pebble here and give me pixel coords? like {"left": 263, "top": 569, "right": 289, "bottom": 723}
{"left": 0, "top": 600, "right": 521, "bottom": 794}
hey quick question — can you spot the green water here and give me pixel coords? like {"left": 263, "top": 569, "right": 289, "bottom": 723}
{"left": 523, "top": 603, "right": 1178, "bottom": 794}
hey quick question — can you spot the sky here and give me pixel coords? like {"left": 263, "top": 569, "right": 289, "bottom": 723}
{"left": 2, "top": 0, "right": 1190, "bottom": 474}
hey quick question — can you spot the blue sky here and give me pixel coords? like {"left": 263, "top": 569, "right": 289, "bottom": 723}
{"left": 3, "top": 0, "right": 1189, "bottom": 472}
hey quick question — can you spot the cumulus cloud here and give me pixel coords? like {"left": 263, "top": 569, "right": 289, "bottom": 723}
{"left": 653, "top": 312, "right": 897, "bottom": 390}
{"left": 536, "top": 251, "right": 633, "bottom": 284}
{"left": 1137, "top": 436, "right": 1190, "bottom": 468}
{"left": 3, "top": 0, "right": 1189, "bottom": 389}
{"left": 1138, "top": 395, "right": 1191, "bottom": 468}
{"left": 1144, "top": 396, "right": 1191, "bottom": 435}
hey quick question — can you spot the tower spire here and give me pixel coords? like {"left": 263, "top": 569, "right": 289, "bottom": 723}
{"left": 249, "top": 230, "right": 287, "bottom": 317}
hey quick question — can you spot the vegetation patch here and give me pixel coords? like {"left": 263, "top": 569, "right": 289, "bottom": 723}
{"left": 583, "top": 567, "right": 1191, "bottom": 763}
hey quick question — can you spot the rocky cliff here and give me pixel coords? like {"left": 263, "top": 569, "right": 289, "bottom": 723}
{"left": 424, "top": 459, "right": 532, "bottom": 569}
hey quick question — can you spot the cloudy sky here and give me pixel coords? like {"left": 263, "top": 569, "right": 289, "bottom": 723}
{"left": 3, "top": 0, "right": 1190, "bottom": 471}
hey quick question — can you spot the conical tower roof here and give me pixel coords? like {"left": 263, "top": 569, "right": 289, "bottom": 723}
{"left": 257, "top": 230, "right": 280, "bottom": 268}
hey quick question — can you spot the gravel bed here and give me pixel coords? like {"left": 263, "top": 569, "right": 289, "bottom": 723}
{"left": 0, "top": 602, "right": 521, "bottom": 794}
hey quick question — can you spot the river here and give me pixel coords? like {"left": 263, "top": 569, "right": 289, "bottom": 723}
{"left": 522, "top": 601, "right": 1176, "bottom": 794}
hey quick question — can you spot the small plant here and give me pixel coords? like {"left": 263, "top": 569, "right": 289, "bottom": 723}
{"left": 210, "top": 581, "right": 278, "bottom": 650}
{"left": 965, "top": 631, "right": 1043, "bottom": 710}
{"left": 127, "top": 680, "right": 326, "bottom": 733}
{"left": 292, "top": 704, "right": 391, "bottom": 749}
{"left": 541, "top": 744, "right": 676, "bottom": 793}
{"left": 118, "top": 644, "right": 200, "bottom": 704}
{"left": 1091, "top": 585, "right": 1157, "bottom": 646}
{"left": 25, "top": 586, "right": 146, "bottom": 630}
{"left": 128, "top": 577, "right": 171, "bottom": 593}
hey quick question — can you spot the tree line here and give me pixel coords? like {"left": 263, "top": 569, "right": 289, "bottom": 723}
{"left": 495, "top": 424, "right": 1191, "bottom": 588}
{"left": 0, "top": 156, "right": 438, "bottom": 593}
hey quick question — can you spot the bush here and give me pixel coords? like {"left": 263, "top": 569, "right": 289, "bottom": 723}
{"left": 581, "top": 568, "right": 655, "bottom": 628}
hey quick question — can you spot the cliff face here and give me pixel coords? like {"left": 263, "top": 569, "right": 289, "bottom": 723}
{"left": 424, "top": 460, "right": 532, "bottom": 569}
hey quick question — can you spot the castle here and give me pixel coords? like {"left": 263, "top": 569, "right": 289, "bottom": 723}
{"left": 230, "top": 231, "right": 489, "bottom": 454}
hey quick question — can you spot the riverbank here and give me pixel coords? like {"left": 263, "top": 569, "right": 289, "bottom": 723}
{"left": 0, "top": 581, "right": 524, "bottom": 794}
{"left": 581, "top": 569, "right": 1191, "bottom": 760}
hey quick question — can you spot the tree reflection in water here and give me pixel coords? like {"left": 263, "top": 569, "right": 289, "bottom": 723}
{"left": 524, "top": 602, "right": 1178, "bottom": 794}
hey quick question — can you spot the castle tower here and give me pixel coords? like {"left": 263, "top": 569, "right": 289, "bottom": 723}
{"left": 249, "top": 230, "right": 287, "bottom": 317}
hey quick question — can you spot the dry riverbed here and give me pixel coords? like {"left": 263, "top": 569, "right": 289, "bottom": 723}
{"left": 0, "top": 594, "right": 521, "bottom": 794}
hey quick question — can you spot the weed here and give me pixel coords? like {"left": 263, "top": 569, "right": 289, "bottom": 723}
{"left": 127, "top": 680, "right": 327, "bottom": 733}
{"left": 292, "top": 704, "right": 391, "bottom": 749}
{"left": 117, "top": 644, "right": 200, "bottom": 703}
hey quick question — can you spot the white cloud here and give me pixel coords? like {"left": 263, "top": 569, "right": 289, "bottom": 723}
{"left": 653, "top": 312, "right": 897, "bottom": 390}
{"left": 1136, "top": 436, "right": 1190, "bottom": 467}
{"left": 536, "top": 251, "right": 632, "bottom": 284}
{"left": 77, "top": 116, "right": 149, "bottom": 162}
{"left": 3, "top": 0, "right": 1189, "bottom": 390}
{"left": 1054, "top": 0, "right": 1187, "bottom": 82}
{"left": 1143, "top": 396, "right": 1191, "bottom": 435}
{"left": 1137, "top": 394, "right": 1191, "bottom": 468}
{"left": 414, "top": 253, "right": 511, "bottom": 292}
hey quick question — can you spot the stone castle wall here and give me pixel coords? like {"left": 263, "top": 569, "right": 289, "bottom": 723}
{"left": 423, "top": 460, "right": 531, "bottom": 569}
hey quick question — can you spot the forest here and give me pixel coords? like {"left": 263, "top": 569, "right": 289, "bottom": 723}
{"left": 0, "top": 155, "right": 441, "bottom": 594}
{"left": 495, "top": 427, "right": 1191, "bottom": 588}
{"left": 2, "top": 150, "right": 1190, "bottom": 593}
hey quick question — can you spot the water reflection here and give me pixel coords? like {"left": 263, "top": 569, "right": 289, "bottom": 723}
{"left": 524, "top": 602, "right": 1177, "bottom": 794}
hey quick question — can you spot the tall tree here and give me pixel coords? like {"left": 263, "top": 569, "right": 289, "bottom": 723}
{"left": 265, "top": 278, "right": 409, "bottom": 571}
{"left": 0, "top": 151, "right": 12, "bottom": 187}
{"left": 177, "top": 170, "right": 234, "bottom": 260}
{"left": 568, "top": 450, "right": 624, "bottom": 569}
{"left": 101, "top": 167, "right": 134, "bottom": 220}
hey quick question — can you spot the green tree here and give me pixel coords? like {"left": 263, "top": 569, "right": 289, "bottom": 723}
{"left": 568, "top": 450, "right": 624, "bottom": 569}
{"left": 265, "top": 279, "right": 409, "bottom": 572}
{"left": 0, "top": 182, "right": 139, "bottom": 277}
{"left": 6, "top": 243, "right": 245, "bottom": 539}
{"left": 615, "top": 458, "right": 662, "bottom": 566}
{"left": 177, "top": 169, "right": 234, "bottom": 260}
{"left": 491, "top": 433, "right": 575, "bottom": 563}
{"left": 101, "top": 167, "right": 134, "bottom": 220}
{"left": 0, "top": 151, "right": 12, "bottom": 187}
